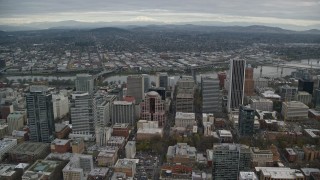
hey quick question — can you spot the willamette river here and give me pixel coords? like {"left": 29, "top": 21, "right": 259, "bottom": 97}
{"left": 5, "top": 65, "right": 296, "bottom": 84}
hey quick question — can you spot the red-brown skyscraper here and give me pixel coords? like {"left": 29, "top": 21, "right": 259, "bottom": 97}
{"left": 244, "top": 65, "right": 254, "bottom": 96}
{"left": 218, "top": 71, "right": 227, "bottom": 89}
{"left": 140, "top": 91, "right": 166, "bottom": 127}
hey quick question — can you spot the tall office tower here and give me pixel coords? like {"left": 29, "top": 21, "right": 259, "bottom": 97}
{"left": 298, "top": 78, "right": 314, "bottom": 95}
{"left": 227, "top": 59, "right": 246, "bottom": 112}
{"left": 26, "top": 86, "right": 55, "bottom": 143}
{"left": 75, "top": 74, "right": 94, "bottom": 94}
{"left": 140, "top": 91, "right": 166, "bottom": 127}
{"left": 156, "top": 72, "right": 169, "bottom": 89}
{"left": 218, "top": 71, "right": 227, "bottom": 89}
{"left": 244, "top": 65, "right": 254, "bottom": 96}
{"left": 70, "top": 92, "right": 94, "bottom": 135}
{"left": 201, "top": 77, "right": 221, "bottom": 114}
{"left": 142, "top": 74, "right": 150, "bottom": 93}
{"left": 127, "top": 75, "right": 144, "bottom": 103}
{"left": 111, "top": 101, "right": 135, "bottom": 125}
{"left": 279, "top": 85, "right": 298, "bottom": 101}
{"left": 212, "top": 144, "right": 251, "bottom": 180}
{"left": 314, "top": 76, "right": 320, "bottom": 110}
{"left": 238, "top": 105, "right": 255, "bottom": 136}
{"left": 93, "top": 91, "right": 117, "bottom": 128}
{"left": 176, "top": 76, "right": 195, "bottom": 113}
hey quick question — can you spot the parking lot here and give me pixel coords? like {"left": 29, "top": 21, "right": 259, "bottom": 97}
{"left": 134, "top": 152, "right": 160, "bottom": 180}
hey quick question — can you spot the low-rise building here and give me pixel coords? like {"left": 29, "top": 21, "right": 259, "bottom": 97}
{"left": 239, "top": 172, "right": 258, "bottom": 180}
{"left": 50, "top": 138, "right": 71, "bottom": 153}
{"left": 71, "top": 138, "right": 85, "bottom": 154}
{"left": 282, "top": 101, "right": 309, "bottom": 121}
{"left": 0, "top": 138, "right": 17, "bottom": 160}
{"left": 114, "top": 159, "right": 137, "bottom": 177}
{"left": 0, "top": 124, "right": 8, "bottom": 139}
{"left": 7, "top": 112, "right": 25, "bottom": 134}
{"left": 55, "top": 123, "right": 71, "bottom": 139}
{"left": 97, "top": 146, "right": 119, "bottom": 166}
{"left": 250, "top": 98, "right": 273, "bottom": 111}
{"left": 125, "top": 141, "right": 136, "bottom": 159}
{"left": 250, "top": 147, "right": 273, "bottom": 167}
{"left": 254, "top": 167, "right": 305, "bottom": 180}
{"left": 112, "top": 123, "right": 130, "bottom": 138}
{"left": 106, "top": 136, "right": 126, "bottom": 149}
{"left": 167, "top": 143, "right": 197, "bottom": 164}
{"left": 88, "top": 168, "right": 110, "bottom": 180}
{"left": 137, "top": 127, "right": 163, "bottom": 141}
{"left": 63, "top": 154, "right": 93, "bottom": 180}
{"left": 175, "top": 112, "right": 196, "bottom": 128}
{"left": 217, "top": 130, "right": 233, "bottom": 143}
{"left": 22, "top": 160, "right": 64, "bottom": 180}
{"left": 10, "top": 142, "right": 50, "bottom": 163}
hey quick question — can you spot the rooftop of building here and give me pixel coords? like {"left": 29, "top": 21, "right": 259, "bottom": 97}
{"left": 175, "top": 112, "right": 195, "bottom": 119}
{"left": 255, "top": 167, "right": 304, "bottom": 179}
{"left": 137, "top": 127, "right": 163, "bottom": 134}
{"left": 285, "top": 148, "right": 297, "bottom": 155}
{"left": 113, "top": 123, "right": 130, "bottom": 129}
{"left": 239, "top": 172, "right": 258, "bottom": 180}
{"left": 51, "top": 138, "right": 70, "bottom": 146}
{"left": 176, "top": 93, "right": 193, "bottom": 98}
{"left": 304, "top": 129, "right": 320, "bottom": 138}
{"left": 300, "top": 168, "right": 320, "bottom": 176}
{"left": 108, "top": 136, "right": 126, "bottom": 143}
{"left": 89, "top": 168, "right": 109, "bottom": 177}
{"left": 55, "top": 123, "right": 68, "bottom": 132}
{"left": 297, "top": 91, "right": 312, "bottom": 95}
{"left": 283, "top": 101, "right": 309, "bottom": 108}
{"left": 26, "top": 160, "right": 61, "bottom": 174}
{"left": 213, "top": 143, "right": 250, "bottom": 152}
{"left": 0, "top": 138, "right": 17, "bottom": 149}
{"left": 114, "top": 159, "right": 137, "bottom": 169}
{"left": 63, "top": 154, "right": 93, "bottom": 173}
{"left": 280, "top": 84, "right": 298, "bottom": 89}
{"left": 11, "top": 142, "right": 49, "bottom": 155}
{"left": 113, "top": 101, "right": 133, "bottom": 105}
{"left": 11, "top": 130, "right": 27, "bottom": 137}
{"left": 7, "top": 112, "right": 24, "bottom": 119}
{"left": 125, "top": 141, "right": 136, "bottom": 147}
{"left": 218, "top": 130, "right": 232, "bottom": 137}
{"left": 146, "top": 91, "right": 160, "bottom": 97}
{"left": 124, "top": 96, "right": 135, "bottom": 103}
{"left": 167, "top": 143, "right": 196, "bottom": 157}
{"left": 250, "top": 98, "right": 273, "bottom": 103}
{"left": 250, "top": 147, "right": 273, "bottom": 154}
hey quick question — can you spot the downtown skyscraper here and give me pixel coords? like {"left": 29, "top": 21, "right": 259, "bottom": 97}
{"left": 26, "top": 86, "right": 55, "bottom": 143}
{"left": 227, "top": 59, "right": 246, "bottom": 112}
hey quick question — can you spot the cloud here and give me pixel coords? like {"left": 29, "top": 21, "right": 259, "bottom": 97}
{"left": 0, "top": 0, "right": 319, "bottom": 27}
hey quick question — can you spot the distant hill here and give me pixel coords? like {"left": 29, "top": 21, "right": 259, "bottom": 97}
{"left": 0, "top": 20, "right": 319, "bottom": 35}
{"left": 89, "top": 27, "right": 130, "bottom": 33}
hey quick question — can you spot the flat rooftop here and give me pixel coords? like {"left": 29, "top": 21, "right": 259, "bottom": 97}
{"left": 11, "top": 142, "right": 49, "bottom": 155}
{"left": 89, "top": 168, "right": 109, "bottom": 177}
{"left": 176, "top": 112, "right": 195, "bottom": 119}
{"left": 255, "top": 167, "right": 304, "bottom": 179}
{"left": 51, "top": 138, "right": 70, "bottom": 146}
{"left": 114, "top": 159, "right": 136, "bottom": 169}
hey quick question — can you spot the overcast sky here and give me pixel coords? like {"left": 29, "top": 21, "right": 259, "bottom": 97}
{"left": 0, "top": 0, "right": 320, "bottom": 27}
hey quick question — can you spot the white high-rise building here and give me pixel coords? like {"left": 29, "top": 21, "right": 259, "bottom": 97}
{"left": 227, "top": 59, "right": 246, "bottom": 112}
{"left": 52, "top": 93, "right": 69, "bottom": 120}
{"left": 95, "top": 127, "right": 112, "bottom": 146}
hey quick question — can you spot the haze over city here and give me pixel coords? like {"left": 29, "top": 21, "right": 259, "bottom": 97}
{"left": 1, "top": 0, "right": 320, "bottom": 30}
